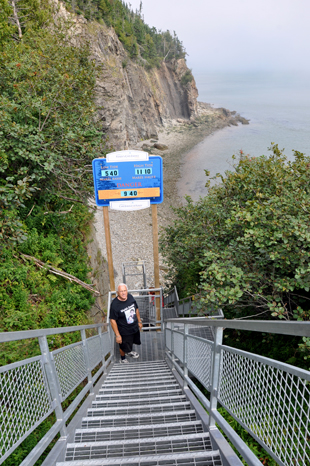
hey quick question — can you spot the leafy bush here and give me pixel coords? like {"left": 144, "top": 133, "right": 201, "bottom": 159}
{"left": 161, "top": 145, "right": 310, "bottom": 323}
{"left": 181, "top": 69, "right": 193, "bottom": 86}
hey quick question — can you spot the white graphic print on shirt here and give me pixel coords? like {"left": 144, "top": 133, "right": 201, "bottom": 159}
{"left": 121, "top": 304, "right": 136, "bottom": 324}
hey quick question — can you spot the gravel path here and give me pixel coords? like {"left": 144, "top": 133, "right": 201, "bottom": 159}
{"left": 92, "top": 104, "right": 245, "bottom": 291}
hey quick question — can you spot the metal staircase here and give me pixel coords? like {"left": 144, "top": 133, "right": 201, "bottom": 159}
{"left": 56, "top": 360, "right": 223, "bottom": 466}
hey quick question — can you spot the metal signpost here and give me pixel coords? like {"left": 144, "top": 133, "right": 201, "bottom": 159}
{"left": 92, "top": 151, "right": 163, "bottom": 309}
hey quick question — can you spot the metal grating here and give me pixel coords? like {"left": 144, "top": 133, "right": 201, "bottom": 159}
{"left": 166, "top": 328, "right": 172, "bottom": 351}
{"left": 0, "top": 357, "right": 52, "bottom": 461}
{"left": 100, "top": 385, "right": 180, "bottom": 395}
{"left": 53, "top": 342, "right": 87, "bottom": 400}
{"left": 86, "top": 335, "right": 102, "bottom": 371}
{"left": 96, "top": 389, "right": 182, "bottom": 404}
{"left": 87, "top": 401, "right": 192, "bottom": 417}
{"left": 75, "top": 421, "right": 203, "bottom": 442}
{"left": 187, "top": 336, "right": 213, "bottom": 389}
{"left": 101, "top": 331, "right": 112, "bottom": 357}
{"left": 173, "top": 332, "right": 184, "bottom": 363}
{"left": 65, "top": 433, "right": 213, "bottom": 460}
{"left": 81, "top": 410, "right": 198, "bottom": 428}
{"left": 219, "top": 348, "right": 310, "bottom": 466}
{"left": 57, "top": 451, "right": 222, "bottom": 466}
{"left": 92, "top": 395, "right": 187, "bottom": 408}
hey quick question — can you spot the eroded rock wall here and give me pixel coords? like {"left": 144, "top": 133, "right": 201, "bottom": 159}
{"left": 89, "top": 23, "right": 199, "bottom": 150}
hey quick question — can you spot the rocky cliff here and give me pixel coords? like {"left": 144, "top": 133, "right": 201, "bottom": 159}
{"left": 89, "top": 23, "right": 199, "bottom": 150}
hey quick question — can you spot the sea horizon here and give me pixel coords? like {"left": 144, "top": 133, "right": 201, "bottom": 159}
{"left": 178, "top": 69, "right": 310, "bottom": 201}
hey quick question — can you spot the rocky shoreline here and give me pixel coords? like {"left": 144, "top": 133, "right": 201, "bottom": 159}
{"left": 92, "top": 103, "right": 249, "bottom": 294}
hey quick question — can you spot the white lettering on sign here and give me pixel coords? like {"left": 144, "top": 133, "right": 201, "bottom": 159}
{"left": 109, "top": 200, "right": 150, "bottom": 211}
{"left": 106, "top": 150, "right": 149, "bottom": 163}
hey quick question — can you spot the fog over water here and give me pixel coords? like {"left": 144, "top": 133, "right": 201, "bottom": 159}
{"left": 177, "top": 71, "right": 310, "bottom": 202}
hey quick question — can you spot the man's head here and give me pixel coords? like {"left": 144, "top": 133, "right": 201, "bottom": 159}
{"left": 117, "top": 283, "right": 128, "bottom": 301}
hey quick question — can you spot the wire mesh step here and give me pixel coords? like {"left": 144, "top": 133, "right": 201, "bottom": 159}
{"left": 99, "top": 385, "right": 181, "bottom": 395}
{"left": 102, "top": 377, "right": 177, "bottom": 389}
{"left": 92, "top": 395, "right": 187, "bottom": 408}
{"left": 65, "top": 433, "right": 213, "bottom": 461}
{"left": 104, "top": 374, "right": 175, "bottom": 384}
{"left": 57, "top": 450, "right": 222, "bottom": 465}
{"left": 81, "top": 410, "right": 198, "bottom": 428}
{"left": 74, "top": 420, "right": 204, "bottom": 442}
{"left": 87, "top": 401, "right": 192, "bottom": 417}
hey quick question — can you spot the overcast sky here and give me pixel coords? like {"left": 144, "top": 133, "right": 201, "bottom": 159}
{"left": 128, "top": 0, "right": 310, "bottom": 73}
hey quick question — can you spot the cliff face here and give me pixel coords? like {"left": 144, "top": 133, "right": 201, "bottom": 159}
{"left": 89, "top": 23, "right": 199, "bottom": 150}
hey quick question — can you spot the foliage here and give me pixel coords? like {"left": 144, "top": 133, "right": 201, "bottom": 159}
{"left": 0, "top": 14, "right": 105, "bottom": 244}
{"left": 161, "top": 146, "right": 310, "bottom": 360}
{"left": 0, "top": 0, "right": 105, "bottom": 363}
{"left": 180, "top": 69, "right": 193, "bottom": 86}
{"left": 0, "top": 201, "right": 95, "bottom": 365}
{"left": 62, "top": 0, "right": 186, "bottom": 66}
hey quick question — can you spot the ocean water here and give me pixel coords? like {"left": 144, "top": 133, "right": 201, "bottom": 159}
{"left": 178, "top": 71, "right": 310, "bottom": 202}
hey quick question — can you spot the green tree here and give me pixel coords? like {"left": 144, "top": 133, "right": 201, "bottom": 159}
{"left": 0, "top": 25, "right": 104, "bottom": 244}
{"left": 161, "top": 145, "right": 310, "bottom": 323}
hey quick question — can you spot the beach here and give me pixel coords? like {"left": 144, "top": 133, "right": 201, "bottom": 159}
{"left": 92, "top": 103, "right": 247, "bottom": 291}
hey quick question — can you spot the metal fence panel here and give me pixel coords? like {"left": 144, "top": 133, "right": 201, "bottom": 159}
{"left": 101, "top": 331, "right": 112, "bottom": 357}
{"left": 53, "top": 342, "right": 87, "bottom": 401}
{"left": 219, "top": 348, "right": 310, "bottom": 466}
{"left": 187, "top": 336, "right": 213, "bottom": 390}
{"left": 86, "top": 335, "right": 102, "bottom": 371}
{"left": 173, "top": 331, "right": 184, "bottom": 363}
{"left": 165, "top": 328, "right": 172, "bottom": 351}
{"left": 0, "top": 358, "right": 53, "bottom": 463}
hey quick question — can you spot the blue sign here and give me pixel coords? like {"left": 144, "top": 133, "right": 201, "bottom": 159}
{"left": 92, "top": 156, "right": 163, "bottom": 207}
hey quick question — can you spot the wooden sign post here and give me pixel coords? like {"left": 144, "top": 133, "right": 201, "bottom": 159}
{"left": 103, "top": 206, "right": 115, "bottom": 292}
{"left": 152, "top": 204, "right": 161, "bottom": 323}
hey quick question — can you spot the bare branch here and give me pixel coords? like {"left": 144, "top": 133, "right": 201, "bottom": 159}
{"left": 10, "top": 0, "right": 22, "bottom": 38}
{"left": 44, "top": 204, "right": 74, "bottom": 215}
{"left": 21, "top": 253, "right": 100, "bottom": 295}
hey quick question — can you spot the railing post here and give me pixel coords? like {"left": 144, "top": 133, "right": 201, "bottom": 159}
{"left": 209, "top": 326, "right": 223, "bottom": 427}
{"left": 98, "top": 326, "right": 107, "bottom": 373}
{"left": 81, "top": 329, "right": 94, "bottom": 393}
{"left": 183, "top": 323, "right": 189, "bottom": 388}
{"left": 38, "top": 336, "right": 67, "bottom": 438}
{"left": 171, "top": 322, "right": 176, "bottom": 369}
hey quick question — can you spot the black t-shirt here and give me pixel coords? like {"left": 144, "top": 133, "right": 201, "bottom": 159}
{"left": 109, "top": 294, "right": 139, "bottom": 335}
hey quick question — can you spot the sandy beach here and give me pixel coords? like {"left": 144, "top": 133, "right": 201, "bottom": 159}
{"left": 92, "top": 103, "right": 247, "bottom": 291}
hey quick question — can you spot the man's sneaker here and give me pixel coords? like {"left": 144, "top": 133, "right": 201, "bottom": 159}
{"left": 127, "top": 351, "right": 139, "bottom": 358}
{"left": 120, "top": 358, "right": 129, "bottom": 364}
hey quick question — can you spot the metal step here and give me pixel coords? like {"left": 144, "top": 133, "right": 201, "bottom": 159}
{"left": 87, "top": 401, "right": 192, "bottom": 417}
{"left": 81, "top": 409, "right": 198, "bottom": 428}
{"left": 93, "top": 390, "right": 184, "bottom": 403}
{"left": 104, "top": 373, "right": 175, "bottom": 384}
{"left": 65, "top": 432, "right": 213, "bottom": 461}
{"left": 57, "top": 450, "right": 222, "bottom": 465}
{"left": 92, "top": 394, "right": 187, "bottom": 408}
{"left": 74, "top": 420, "right": 203, "bottom": 442}
{"left": 102, "top": 378, "right": 177, "bottom": 389}
{"left": 99, "top": 385, "right": 181, "bottom": 396}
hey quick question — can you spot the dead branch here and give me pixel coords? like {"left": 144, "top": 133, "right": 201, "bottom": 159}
{"left": 44, "top": 204, "right": 74, "bottom": 215}
{"left": 21, "top": 253, "right": 100, "bottom": 295}
{"left": 10, "top": 0, "right": 22, "bottom": 38}
{"left": 27, "top": 204, "right": 36, "bottom": 217}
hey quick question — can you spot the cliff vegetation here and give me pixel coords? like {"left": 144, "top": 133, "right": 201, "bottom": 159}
{"left": 161, "top": 145, "right": 310, "bottom": 368}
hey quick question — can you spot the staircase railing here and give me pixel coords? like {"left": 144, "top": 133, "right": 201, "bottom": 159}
{"left": 0, "top": 324, "right": 113, "bottom": 466}
{"left": 164, "top": 286, "right": 224, "bottom": 318}
{"left": 164, "top": 317, "right": 310, "bottom": 466}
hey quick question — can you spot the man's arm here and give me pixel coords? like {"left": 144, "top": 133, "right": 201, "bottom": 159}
{"left": 110, "top": 319, "right": 122, "bottom": 344}
{"left": 136, "top": 309, "right": 143, "bottom": 330}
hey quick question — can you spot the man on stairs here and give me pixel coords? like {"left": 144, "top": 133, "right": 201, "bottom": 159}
{"left": 109, "top": 283, "right": 143, "bottom": 364}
